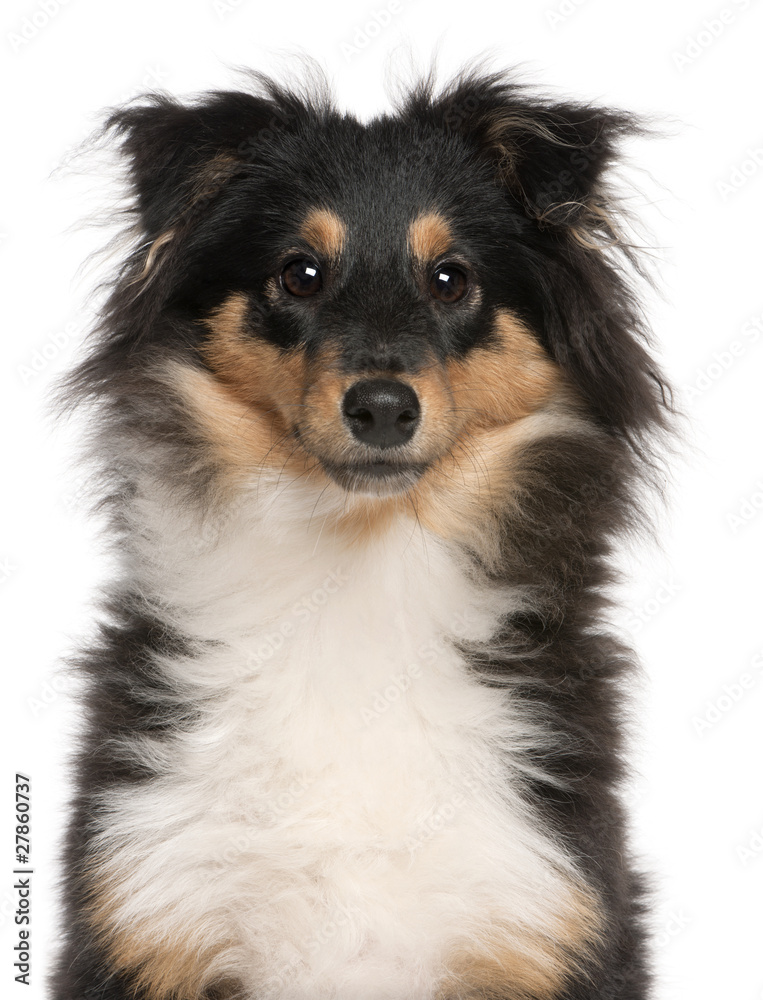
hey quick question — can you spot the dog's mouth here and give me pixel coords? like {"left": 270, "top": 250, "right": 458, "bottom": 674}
{"left": 321, "top": 458, "right": 428, "bottom": 496}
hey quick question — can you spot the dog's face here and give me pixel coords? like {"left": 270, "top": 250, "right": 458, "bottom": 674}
{"left": 179, "top": 121, "right": 563, "bottom": 498}
{"left": 99, "top": 72, "right": 665, "bottom": 517}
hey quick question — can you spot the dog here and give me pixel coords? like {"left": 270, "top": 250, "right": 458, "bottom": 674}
{"left": 53, "top": 65, "right": 670, "bottom": 1000}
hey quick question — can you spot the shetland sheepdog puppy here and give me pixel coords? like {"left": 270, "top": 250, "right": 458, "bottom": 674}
{"left": 53, "top": 66, "right": 670, "bottom": 1000}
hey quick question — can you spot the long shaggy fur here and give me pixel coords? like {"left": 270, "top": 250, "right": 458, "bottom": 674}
{"left": 52, "top": 64, "right": 670, "bottom": 1000}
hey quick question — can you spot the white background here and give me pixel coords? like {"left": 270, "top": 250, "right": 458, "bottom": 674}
{"left": 2, "top": 0, "right": 762, "bottom": 997}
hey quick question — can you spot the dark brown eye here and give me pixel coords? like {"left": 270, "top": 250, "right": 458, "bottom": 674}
{"left": 429, "top": 264, "right": 468, "bottom": 303}
{"left": 281, "top": 258, "right": 322, "bottom": 297}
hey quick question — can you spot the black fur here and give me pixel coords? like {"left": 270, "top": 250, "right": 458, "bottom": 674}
{"left": 53, "top": 65, "right": 670, "bottom": 1000}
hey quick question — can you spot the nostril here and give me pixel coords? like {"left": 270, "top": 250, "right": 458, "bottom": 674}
{"left": 345, "top": 404, "right": 369, "bottom": 417}
{"left": 342, "top": 379, "right": 420, "bottom": 449}
{"left": 396, "top": 409, "right": 417, "bottom": 426}
{"left": 344, "top": 404, "right": 373, "bottom": 421}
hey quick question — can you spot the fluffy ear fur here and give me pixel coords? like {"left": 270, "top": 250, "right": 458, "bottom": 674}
{"left": 105, "top": 93, "right": 280, "bottom": 239}
{"left": 402, "top": 70, "right": 668, "bottom": 442}
{"left": 102, "top": 73, "right": 336, "bottom": 292}
{"left": 402, "top": 70, "right": 638, "bottom": 235}
{"left": 478, "top": 99, "right": 638, "bottom": 234}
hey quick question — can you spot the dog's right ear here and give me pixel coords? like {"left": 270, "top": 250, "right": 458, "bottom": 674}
{"left": 106, "top": 91, "right": 294, "bottom": 240}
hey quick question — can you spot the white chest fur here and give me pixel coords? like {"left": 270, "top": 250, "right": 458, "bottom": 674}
{"left": 93, "top": 479, "right": 585, "bottom": 999}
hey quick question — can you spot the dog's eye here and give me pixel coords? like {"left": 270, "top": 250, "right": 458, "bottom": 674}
{"left": 429, "top": 264, "right": 468, "bottom": 304}
{"left": 281, "top": 259, "right": 322, "bottom": 297}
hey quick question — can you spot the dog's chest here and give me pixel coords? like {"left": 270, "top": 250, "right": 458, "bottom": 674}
{"left": 187, "top": 521, "right": 512, "bottom": 843}
{"left": 99, "top": 507, "right": 572, "bottom": 997}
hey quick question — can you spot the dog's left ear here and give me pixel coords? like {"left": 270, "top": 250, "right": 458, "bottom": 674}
{"left": 479, "top": 101, "right": 636, "bottom": 236}
{"left": 409, "top": 74, "right": 637, "bottom": 239}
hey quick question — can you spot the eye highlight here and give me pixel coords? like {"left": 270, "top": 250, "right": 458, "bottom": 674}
{"left": 281, "top": 258, "right": 322, "bottom": 297}
{"left": 429, "top": 264, "right": 468, "bottom": 304}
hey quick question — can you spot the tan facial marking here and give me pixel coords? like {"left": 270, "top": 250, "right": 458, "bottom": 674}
{"left": 298, "top": 206, "right": 347, "bottom": 260}
{"left": 166, "top": 361, "right": 313, "bottom": 488}
{"left": 198, "top": 292, "right": 306, "bottom": 422}
{"left": 167, "top": 291, "right": 571, "bottom": 554}
{"left": 447, "top": 309, "right": 562, "bottom": 432}
{"left": 408, "top": 425, "right": 522, "bottom": 567}
{"left": 404, "top": 309, "right": 569, "bottom": 551}
{"left": 164, "top": 292, "right": 320, "bottom": 485}
{"left": 331, "top": 358, "right": 570, "bottom": 555}
{"left": 407, "top": 211, "right": 454, "bottom": 264}
{"left": 299, "top": 362, "right": 358, "bottom": 462}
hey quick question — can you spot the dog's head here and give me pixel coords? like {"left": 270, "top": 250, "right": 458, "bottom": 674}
{"left": 77, "top": 69, "right": 668, "bottom": 511}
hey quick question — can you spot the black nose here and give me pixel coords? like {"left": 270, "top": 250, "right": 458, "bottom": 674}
{"left": 342, "top": 379, "right": 420, "bottom": 448}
